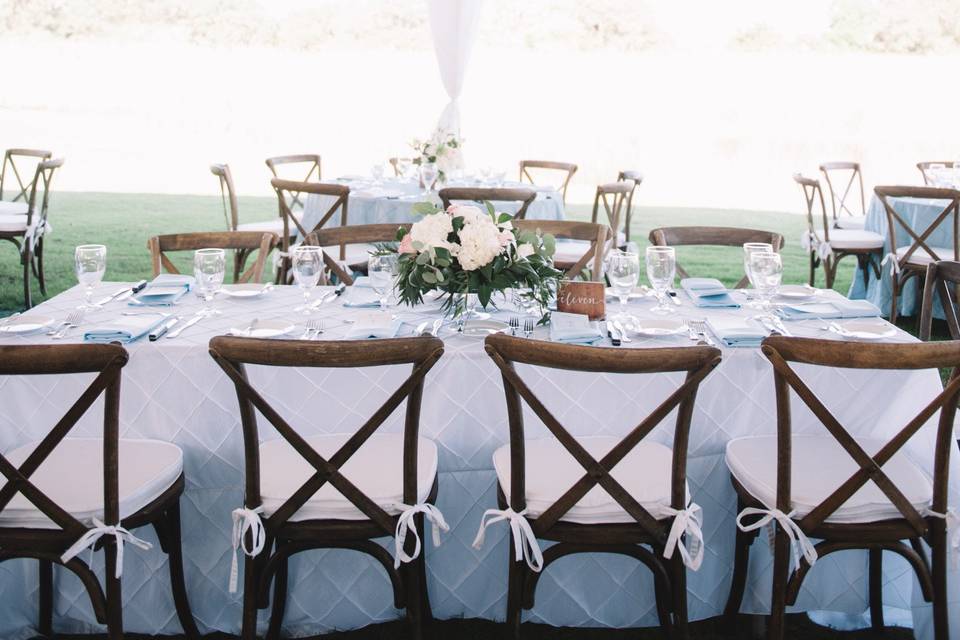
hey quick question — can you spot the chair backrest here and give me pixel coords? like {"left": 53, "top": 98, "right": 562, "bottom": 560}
{"left": 875, "top": 185, "right": 960, "bottom": 269}
{"left": 819, "top": 161, "right": 866, "bottom": 221}
{"left": 761, "top": 336, "right": 960, "bottom": 538}
{"left": 438, "top": 187, "right": 537, "bottom": 219}
{"left": 919, "top": 260, "right": 960, "bottom": 341}
{"left": 617, "top": 170, "right": 643, "bottom": 243}
{"left": 519, "top": 160, "right": 577, "bottom": 204}
{"left": 209, "top": 335, "right": 444, "bottom": 535}
{"left": 0, "top": 148, "right": 52, "bottom": 204}
{"left": 484, "top": 334, "right": 719, "bottom": 541}
{"left": 210, "top": 164, "right": 240, "bottom": 231}
{"left": 0, "top": 344, "right": 128, "bottom": 539}
{"left": 513, "top": 219, "right": 609, "bottom": 280}
{"left": 648, "top": 226, "right": 785, "bottom": 288}
{"left": 918, "top": 161, "right": 960, "bottom": 186}
{"left": 590, "top": 181, "right": 635, "bottom": 246}
{"left": 147, "top": 231, "right": 277, "bottom": 283}
{"left": 389, "top": 157, "right": 413, "bottom": 177}
{"left": 304, "top": 223, "right": 411, "bottom": 285}
{"left": 22, "top": 158, "right": 64, "bottom": 230}
{"left": 265, "top": 154, "right": 322, "bottom": 211}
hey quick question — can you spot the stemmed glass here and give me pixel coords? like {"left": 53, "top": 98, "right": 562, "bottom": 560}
{"left": 749, "top": 251, "right": 783, "bottom": 314}
{"left": 607, "top": 250, "right": 640, "bottom": 320}
{"left": 369, "top": 254, "right": 399, "bottom": 311}
{"left": 645, "top": 246, "right": 676, "bottom": 314}
{"left": 75, "top": 244, "right": 107, "bottom": 310}
{"left": 420, "top": 163, "right": 438, "bottom": 193}
{"left": 742, "top": 242, "right": 774, "bottom": 307}
{"left": 371, "top": 164, "right": 385, "bottom": 186}
{"left": 193, "top": 248, "right": 225, "bottom": 316}
{"left": 292, "top": 246, "right": 323, "bottom": 313}
{"left": 398, "top": 158, "right": 412, "bottom": 180}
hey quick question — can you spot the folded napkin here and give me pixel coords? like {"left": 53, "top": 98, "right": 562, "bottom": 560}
{"left": 84, "top": 313, "right": 167, "bottom": 344}
{"left": 681, "top": 278, "right": 740, "bottom": 308}
{"left": 351, "top": 276, "right": 372, "bottom": 287}
{"left": 345, "top": 313, "right": 402, "bottom": 340}
{"left": 705, "top": 316, "right": 768, "bottom": 348}
{"left": 130, "top": 274, "right": 194, "bottom": 306}
{"left": 549, "top": 311, "right": 603, "bottom": 344}
{"left": 342, "top": 283, "right": 382, "bottom": 308}
{"left": 779, "top": 299, "right": 880, "bottom": 321}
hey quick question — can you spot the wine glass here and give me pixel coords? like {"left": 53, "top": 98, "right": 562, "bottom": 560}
{"left": 749, "top": 251, "right": 783, "bottom": 314}
{"left": 193, "top": 248, "right": 225, "bottom": 316}
{"left": 398, "top": 158, "right": 412, "bottom": 180}
{"left": 607, "top": 250, "right": 640, "bottom": 320}
{"left": 743, "top": 242, "right": 774, "bottom": 306}
{"left": 292, "top": 246, "right": 323, "bottom": 313}
{"left": 420, "top": 163, "right": 438, "bottom": 193}
{"left": 645, "top": 246, "right": 676, "bottom": 314}
{"left": 371, "top": 164, "right": 385, "bottom": 185}
{"left": 369, "top": 254, "right": 399, "bottom": 311}
{"left": 74, "top": 244, "right": 107, "bottom": 310}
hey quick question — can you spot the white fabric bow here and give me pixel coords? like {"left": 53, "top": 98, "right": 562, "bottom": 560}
{"left": 800, "top": 230, "right": 816, "bottom": 253}
{"left": 393, "top": 502, "right": 450, "bottom": 569}
{"left": 662, "top": 503, "right": 705, "bottom": 571}
{"left": 926, "top": 507, "right": 960, "bottom": 568}
{"left": 60, "top": 517, "right": 153, "bottom": 578}
{"left": 229, "top": 506, "right": 266, "bottom": 593}
{"left": 736, "top": 507, "right": 817, "bottom": 571}
{"left": 816, "top": 241, "right": 833, "bottom": 261}
{"left": 472, "top": 507, "right": 544, "bottom": 572}
{"left": 881, "top": 252, "right": 901, "bottom": 277}
{"left": 23, "top": 219, "right": 51, "bottom": 255}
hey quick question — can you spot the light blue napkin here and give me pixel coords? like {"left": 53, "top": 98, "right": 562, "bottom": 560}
{"left": 345, "top": 313, "right": 403, "bottom": 339}
{"left": 779, "top": 299, "right": 880, "bottom": 321}
{"left": 681, "top": 278, "right": 740, "bottom": 308}
{"left": 83, "top": 313, "right": 167, "bottom": 344}
{"left": 705, "top": 316, "right": 768, "bottom": 348}
{"left": 549, "top": 311, "right": 603, "bottom": 344}
{"left": 342, "top": 284, "right": 382, "bottom": 308}
{"left": 130, "top": 274, "right": 195, "bottom": 306}
{"left": 351, "top": 276, "right": 372, "bottom": 288}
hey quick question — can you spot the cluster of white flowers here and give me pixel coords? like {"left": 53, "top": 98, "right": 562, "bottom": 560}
{"left": 455, "top": 205, "right": 511, "bottom": 271}
{"left": 408, "top": 210, "right": 457, "bottom": 253}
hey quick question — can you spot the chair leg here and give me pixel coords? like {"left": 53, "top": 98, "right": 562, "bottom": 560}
{"left": 414, "top": 518, "right": 434, "bottom": 623}
{"left": 103, "top": 541, "right": 124, "bottom": 640}
{"left": 890, "top": 274, "right": 900, "bottom": 324}
{"left": 860, "top": 254, "right": 871, "bottom": 292}
{"left": 22, "top": 245, "right": 32, "bottom": 309}
{"left": 868, "top": 548, "right": 884, "bottom": 632}
{"left": 506, "top": 550, "right": 523, "bottom": 640}
{"left": 162, "top": 504, "right": 201, "bottom": 639}
{"left": 36, "top": 238, "right": 46, "bottom": 296}
{"left": 241, "top": 555, "right": 260, "bottom": 640}
{"left": 38, "top": 559, "right": 53, "bottom": 636}
{"left": 825, "top": 257, "right": 835, "bottom": 289}
{"left": 266, "top": 550, "right": 287, "bottom": 640}
{"left": 669, "top": 553, "right": 689, "bottom": 640}
{"left": 651, "top": 560, "right": 674, "bottom": 639}
{"left": 723, "top": 507, "right": 753, "bottom": 629}
{"left": 931, "top": 526, "right": 949, "bottom": 640}
{"left": 808, "top": 253, "right": 816, "bottom": 287}
{"left": 767, "top": 528, "right": 791, "bottom": 640}
{"left": 402, "top": 514, "right": 430, "bottom": 640}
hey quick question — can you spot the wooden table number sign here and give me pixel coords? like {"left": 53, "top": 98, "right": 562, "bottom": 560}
{"left": 556, "top": 280, "right": 606, "bottom": 320}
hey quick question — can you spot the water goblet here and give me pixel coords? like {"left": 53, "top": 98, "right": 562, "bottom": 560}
{"left": 371, "top": 164, "right": 385, "bottom": 185}
{"left": 607, "top": 250, "right": 640, "bottom": 320}
{"left": 645, "top": 246, "right": 676, "bottom": 314}
{"left": 292, "top": 246, "right": 324, "bottom": 314}
{"left": 743, "top": 242, "right": 774, "bottom": 307}
{"left": 74, "top": 244, "right": 107, "bottom": 310}
{"left": 749, "top": 251, "right": 783, "bottom": 315}
{"left": 193, "top": 248, "right": 225, "bottom": 316}
{"left": 369, "top": 254, "right": 399, "bottom": 311}
{"left": 420, "top": 163, "right": 439, "bottom": 193}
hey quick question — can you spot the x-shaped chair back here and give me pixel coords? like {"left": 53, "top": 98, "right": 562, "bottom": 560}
{"left": 0, "top": 344, "right": 128, "bottom": 544}
{"left": 209, "top": 336, "right": 444, "bottom": 536}
{"left": 793, "top": 173, "right": 832, "bottom": 251}
{"left": 265, "top": 155, "right": 322, "bottom": 212}
{"left": 648, "top": 225, "right": 785, "bottom": 288}
{"left": 590, "top": 181, "right": 634, "bottom": 248}
{"left": 819, "top": 162, "right": 866, "bottom": 222}
{"left": 617, "top": 170, "right": 643, "bottom": 244}
{"left": 875, "top": 185, "right": 960, "bottom": 270}
{"left": 1, "top": 148, "right": 52, "bottom": 204}
{"left": 920, "top": 260, "right": 960, "bottom": 341}
{"left": 918, "top": 161, "right": 960, "bottom": 186}
{"left": 304, "top": 223, "right": 411, "bottom": 285}
{"left": 438, "top": 187, "right": 537, "bottom": 220}
{"left": 761, "top": 336, "right": 960, "bottom": 537}
{"left": 389, "top": 157, "right": 413, "bottom": 177}
{"left": 210, "top": 164, "right": 240, "bottom": 231}
{"left": 484, "top": 334, "right": 720, "bottom": 542}
{"left": 513, "top": 219, "right": 610, "bottom": 281}
{"left": 519, "top": 160, "right": 577, "bottom": 204}
{"left": 22, "top": 158, "right": 63, "bottom": 231}
{"left": 272, "top": 178, "right": 350, "bottom": 281}
{"left": 147, "top": 231, "right": 278, "bottom": 283}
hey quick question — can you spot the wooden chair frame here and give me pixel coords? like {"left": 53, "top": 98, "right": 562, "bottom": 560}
{"left": 0, "top": 148, "right": 52, "bottom": 204}
{"left": 389, "top": 157, "right": 413, "bottom": 177}
{"left": 617, "top": 170, "right": 643, "bottom": 244}
{"left": 918, "top": 161, "right": 960, "bottom": 186}
{"left": 0, "top": 344, "right": 198, "bottom": 640}
{"left": 147, "top": 231, "right": 278, "bottom": 284}
{"left": 438, "top": 187, "right": 537, "bottom": 220}
{"left": 724, "top": 336, "right": 959, "bottom": 640}
{"left": 210, "top": 164, "right": 240, "bottom": 232}
{"left": 519, "top": 160, "right": 577, "bottom": 204}
{"left": 590, "top": 181, "right": 635, "bottom": 249}
{"left": 513, "top": 220, "right": 609, "bottom": 280}
{"left": 484, "top": 334, "right": 720, "bottom": 639}
{"left": 819, "top": 161, "right": 866, "bottom": 223}
{"left": 304, "top": 223, "right": 411, "bottom": 285}
{"left": 648, "top": 226, "right": 784, "bottom": 288}
{"left": 919, "top": 260, "right": 960, "bottom": 341}
{"left": 875, "top": 185, "right": 960, "bottom": 323}
{"left": 271, "top": 178, "right": 350, "bottom": 282}
{"left": 265, "top": 155, "right": 322, "bottom": 211}
{"left": 209, "top": 335, "right": 445, "bottom": 640}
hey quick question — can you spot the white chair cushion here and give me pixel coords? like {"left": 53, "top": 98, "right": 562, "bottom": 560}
{"left": 0, "top": 214, "right": 28, "bottom": 233}
{"left": 259, "top": 433, "right": 438, "bottom": 522}
{"left": 492, "top": 436, "right": 687, "bottom": 524}
{"left": 896, "top": 245, "right": 957, "bottom": 266}
{"left": 0, "top": 438, "right": 183, "bottom": 529}
{"left": 834, "top": 216, "right": 866, "bottom": 230}
{"left": 827, "top": 229, "right": 884, "bottom": 250}
{"left": 725, "top": 435, "right": 932, "bottom": 524}
{"left": 553, "top": 239, "right": 592, "bottom": 264}
{"left": 0, "top": 201, "right": 29, "bottom": 216}
{"left": 321, "top": 243, "right": 378, "bottom": 267}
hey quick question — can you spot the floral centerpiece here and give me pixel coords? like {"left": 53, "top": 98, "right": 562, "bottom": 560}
{"left": 391, "top": 201, "right": 561, "bottom": 319}
{"left": 410, "top": 130, "right": 464, "bottom": 184}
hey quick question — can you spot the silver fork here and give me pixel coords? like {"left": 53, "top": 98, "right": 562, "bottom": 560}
{"left": 688, "top": 319, "right": 717, "bottom": 347}
{"left": 523, "top": 318, "right": 535, "bottom": 338}
{"left": 509, "top": 317, "right": 520, "bottom": 336}
{"left": 305, "top": 318, "right": 325, "bottom": 340}
{"left": 52, "top": 310, "right": 85, "bottom": 339}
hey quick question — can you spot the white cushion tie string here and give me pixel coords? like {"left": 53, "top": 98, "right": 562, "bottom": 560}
{"left": 736, "top": 507, "right": 818, "bottom": 571}
{"left": 229, "top": 506, "right": 265, "bottom": 593}
{"left": 800, "top": 231, "right": 815, "bottom": 253}
{"left": 662, "top": 502, "right": 705, "bottom": 571}
{"left": 60, "top": 517, "right": 153, "bottom": 578}
{"left": 393, "top": 502, "right": 449, "bottom": 569}
{"left": 881, "top": 252, "right": 901, "bottom": 277}
{"left": 816, "top": 241, "right": 832, "bottom": 261}
{"left": 926, "top": 507, "right": 960, "bottom": 568}
{"left": 23, "top": 219, "right": 51, "bottom": 256}
{"left": 472, "top": 507, "right": 543, "bottom": 572}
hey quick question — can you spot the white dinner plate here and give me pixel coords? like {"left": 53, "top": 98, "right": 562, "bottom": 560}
{"left": 630, "top": 316, "right": 687, "bottom": 336}
{"left": 777, "top": 285, "right": 817, "bottom": 300}
{"left": 228, "top": 319, "right": 296, "bottom": 338}
{"left": 221, "top": 283, "right": 271, "bottom": 299}
{"left": 460, "top": 319, "right": 510, "bottom": 337}
{"left": 0, "top": 315, "right": 54, "bottom": 334}
{"left": 830, "top": 320, "right": 897, "bottom": 341}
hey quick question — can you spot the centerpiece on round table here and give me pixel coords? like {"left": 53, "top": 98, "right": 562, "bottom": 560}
{"left": 390, "top": 201, "right": 561, "bottom": 321}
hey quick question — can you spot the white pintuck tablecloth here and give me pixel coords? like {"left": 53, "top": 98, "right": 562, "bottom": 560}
{"left": 0, "top": 283, "right": 957, "bottom": 639}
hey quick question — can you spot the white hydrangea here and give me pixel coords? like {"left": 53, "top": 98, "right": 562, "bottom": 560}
{"left": 457, "top": 210, "right": 506, "bottom": 271}
{"left": 409, "top": 212, "right": 459, "bottom": 253}
{"left": 516, "top": 243, "right": 535, "bottom": 259}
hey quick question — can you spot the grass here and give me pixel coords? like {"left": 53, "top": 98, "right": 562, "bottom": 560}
{"left": 0, "top": 192, "right": 849, "bottom": 315}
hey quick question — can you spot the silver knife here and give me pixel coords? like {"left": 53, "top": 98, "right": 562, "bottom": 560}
{"left": 167, "top": 313, "right": 203, "bottom": 338}
{"left": 150, "top": 315, "right": 181, "bottom": 341}
{"left": 94, "top": 287, "right": 132, "bottom": 307}
{"left": 613, "top": 319, "right": 632, "bottom": 343}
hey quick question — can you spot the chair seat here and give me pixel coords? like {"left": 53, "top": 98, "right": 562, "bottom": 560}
{"left": 553, "top": 239, "right": 592, "bottom": 265}
{"left": 725, "top": 435, "right": 932, "bottom": 524}
{"left": 896, "top": 245, "right": 957, "bottom": 266}
{"left": 834, "top": 216, "right": 866, "bottom": 230}
{"left": 0, "top": 438, "right": 183, "bottom": 529}
{"left": 259, "top": 433, "right": 438, "bottom": 522}
{"left": 0, "top": 201, "right": 29, "bottom": 216}
{"left": 0, "top": 214, "right": 28, "bottom": 233}
{"left": 322, "top": 243, "right": 378, "bottom": 267}
{"left": 828, "top": 229, "right": 884, "bottom": 251}
{"left": 493, "top": 436, "right": 687, "bottom": 524}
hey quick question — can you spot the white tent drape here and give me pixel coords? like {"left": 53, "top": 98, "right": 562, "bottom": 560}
{"left": 426, "top": 0, "right": 484, "bottom": 135}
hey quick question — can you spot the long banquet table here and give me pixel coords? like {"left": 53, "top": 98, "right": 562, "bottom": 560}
{"left": 0, "top": 283, "right": 957, "bottom": 639}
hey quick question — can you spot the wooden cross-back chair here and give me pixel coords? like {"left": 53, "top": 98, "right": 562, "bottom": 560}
{"left": 0, "top": 157, "right": 63, "bottom": 308}
{"left": 591, "top": 181, "right": 635, "bottom": 250}
{"left": 519, "top": 160, "right": 577, "bottom": 204}
{"left": 724, "top": 336, "right": 960, "bottom": 640}
{"left": 389, "top": 157, "right": 413, "bottom": 177}
{"left": 819, "top": 162, "right": 866, "bottom": 229}
{"left": 438, "top": 186, "right": 537, "bottom": 219}
{"left": 265, "top": 154, "right": 322, "bottom": 211}
{"left": 513, "top": 220, "right": 609, "bottom": 281}
{"left": 920, "top": 260, "right": 960, "bottom": 341}
{"left": 617, "top": 170, "right": 643, "bottom": 244}
{"left": 918, "top": 161, "right": 960, "bottom": 186}
{"left": 648, "top": 226, "right": 785, "bottom": 289}
{"left": 271, "top": 178, "right": 350, "bottom": 282}
{"left": 0, "top": 148, "right": 52, "bottom": 213}
{"left": 147, "top": 231, "right": 277, "bottom": 284}
{"left": 304, "top": 223, "right": 410, "bottom": 285}
{"left": 0, "top": 344, "right": 199, "bottom": 640}
{"left": 210, "top": 164, "right": 241, "bottom": 232}
{"left": 875, "top": 185, "right": 960, "bottom": 323}
{"left": 209, "top": 335, "right": 445, "bottom": 640}
{"left": 481, "top": 335, "right": 721, "bottom": 639}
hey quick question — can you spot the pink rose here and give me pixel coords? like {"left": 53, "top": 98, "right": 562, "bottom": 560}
{"left": 399, "top": 234, "right": 416, "bottom": 254}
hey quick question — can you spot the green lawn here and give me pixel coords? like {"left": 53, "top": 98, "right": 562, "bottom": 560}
{"left": 0, "top": 192, "right": 849, "bottom": 315}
